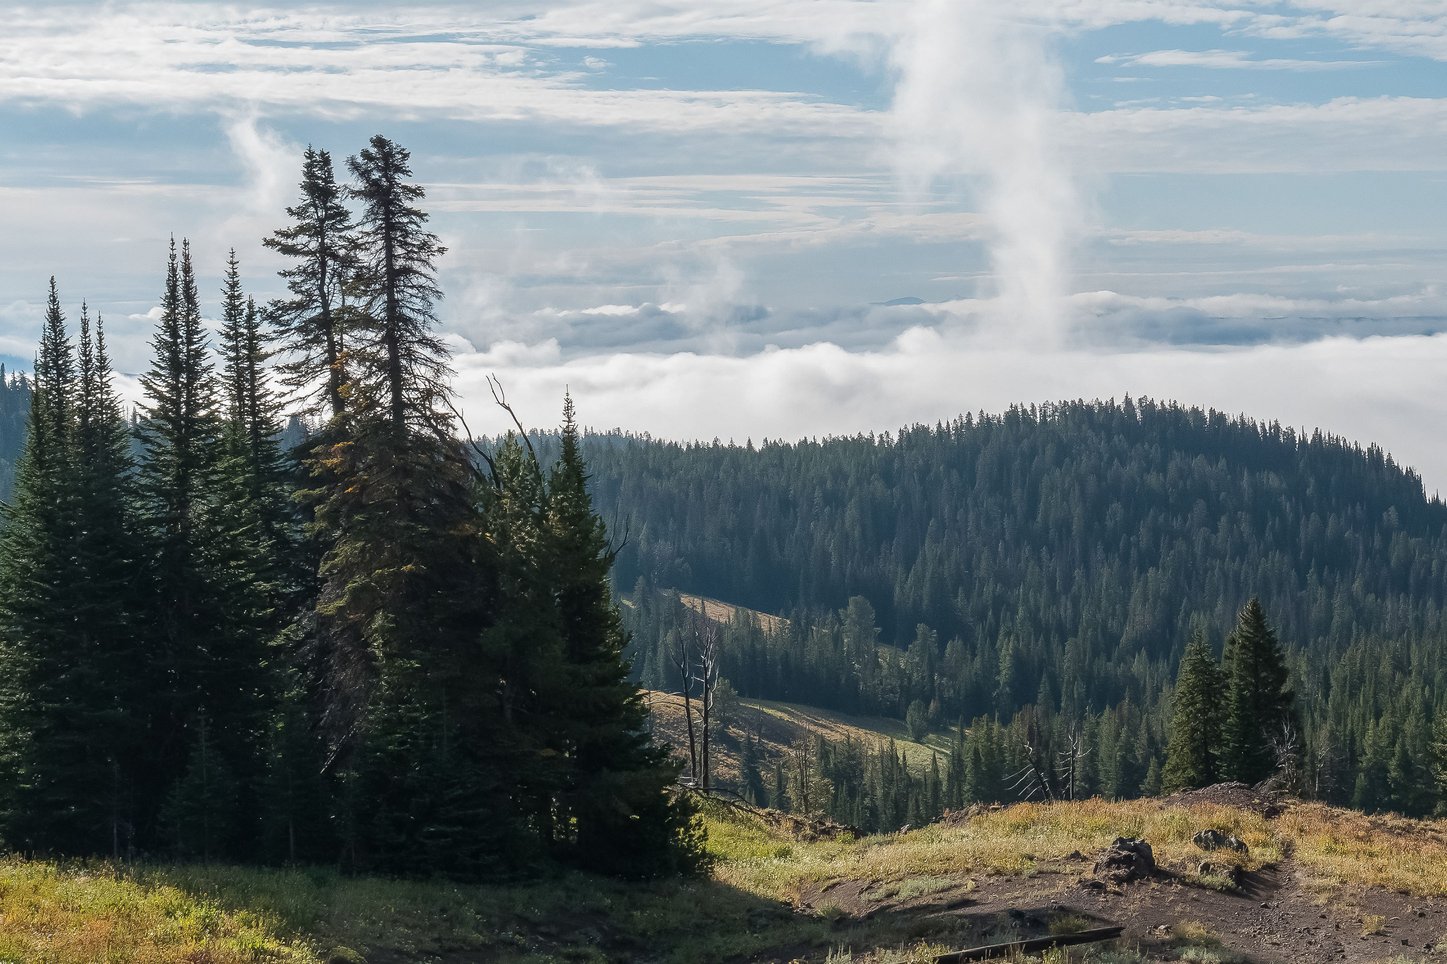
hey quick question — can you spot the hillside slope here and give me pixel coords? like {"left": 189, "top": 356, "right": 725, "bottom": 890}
{"left": 646, "top": 689, "right": 952, "bottom": 788}
{"left": 593, "top": 399, "right": 1447, "bottom": 815}
{"left": 588, "top": 398, "right": 1447, "bottom": 657}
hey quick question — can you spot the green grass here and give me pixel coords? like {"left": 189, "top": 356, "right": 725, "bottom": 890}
{"left": 8, "top": 794, "right": 1447, "bottom": 962}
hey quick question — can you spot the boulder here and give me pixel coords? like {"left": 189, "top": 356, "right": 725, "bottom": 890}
{"left": 1094, "top": 836, "right": 1155, "bottom": 883}
{"left": 1193, "top": 828, "right": 1248, "bottom": 854}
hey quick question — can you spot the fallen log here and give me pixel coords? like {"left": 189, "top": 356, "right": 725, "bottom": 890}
{"left": 889, "top": 924, "right": 1125, "bottom": 963}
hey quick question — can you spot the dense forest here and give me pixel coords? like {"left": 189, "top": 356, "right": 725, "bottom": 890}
{"left": 0, "top": 368, "right": 32, "bottom": 501}
{"left": 0, "top": 136, "right": 701, "bottom": 879}
{"left": 601, "top": 408, "right": 1447, "bottom": 820}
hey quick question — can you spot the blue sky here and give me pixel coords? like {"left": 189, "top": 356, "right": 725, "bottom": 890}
{"left": 2, "top": 1, "right": 1447, "bottom": 485}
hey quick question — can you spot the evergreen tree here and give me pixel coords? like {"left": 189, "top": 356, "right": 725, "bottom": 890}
{"left": 0, "top": 288, "right": 148, "bottom": 856}
{"left": 264, "top": 146, "right": 358, "bottom": 419}
{"left": 546, "top": 394, "right": 704, "bottom": 877}
{"left": 346, "top": 135, "right": 448, "bottom": 434}
{"left": 1220, "top": 598, "right": 1296, "bottom": 785}
{"left": 1162, "top": 633, "right": 1225, "bottom": 791}
{"left": 136, "top": 240, "right": 267, "bottom": 853}
{"left": 0, "top": 280, "right": 84, "bottom": 851}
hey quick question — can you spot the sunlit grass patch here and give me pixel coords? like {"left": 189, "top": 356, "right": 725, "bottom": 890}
{"left": 0, "top": 856, "right": 315, "bottom": 963}
{"left": 1279, "top": 804, "right": 1447, "bottom": 897}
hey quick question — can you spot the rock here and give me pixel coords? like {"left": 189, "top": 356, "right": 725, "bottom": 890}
{"left": 1193, "top": 828, "right": 1248, "bottom": 853}
{"left": 1094, "top": 836, "right": 1156, "bottom": 884}
{"left": 1197, "top": 861, "right": 1243, "bottom": 886}
{"left": 326, "top": 949, "right": 367, "bottom": 964}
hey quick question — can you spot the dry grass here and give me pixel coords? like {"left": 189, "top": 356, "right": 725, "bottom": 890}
{"left": 1276, "top": 803, "right": 1447, "bottom": 896}
{"left": 676, "top": 592, "right": 790, "bottom": 635}
{"left": 711, "top": 797, "right": 1281, "bottom": 902}
{"left": 0, "top": 857, "right": 315, "bottom": 963}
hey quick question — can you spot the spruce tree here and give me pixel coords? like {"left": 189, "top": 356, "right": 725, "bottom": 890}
{"left": 346, "top": 135, "right": 448, "bottom": 433}
{"left": 1162, "top": 633, "right": 1225, "bottom": 792}
{"left": 72, "top": 308, "right": 150, "bottom": 855}
{"left": 136, "top": 240, "right": 267, "bottom": 853}
{"left": 0, "top": 288, "right": 150, "bottom": 857}
{"left": 546, "top": 394, "right": 705, "bottom": 877}
{"left": 264, "top": 146, "right": 358, "bottom": 419}
{"left": 479, "top": 434, "right": 564, "bottom": 851}
{"left": 0, "top": 281, "right": 84, "bottom": 851}
{"left": 1220, "top": 598, "right": 1296, "bottom": 785}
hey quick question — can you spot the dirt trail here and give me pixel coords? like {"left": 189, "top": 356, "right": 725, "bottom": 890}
{"left": 798, "top": 852, "right": 1447, "bottom": 963}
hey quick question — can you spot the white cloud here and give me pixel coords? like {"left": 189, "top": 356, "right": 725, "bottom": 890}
{"left": 450, "top": 328, "right": 1447, "bottom": 493}
{"left": 887, "top": 0, "right": 1083, "bottom": 345}
{"left": 1098, "top": 49, "right": 1382, "bottom": 70}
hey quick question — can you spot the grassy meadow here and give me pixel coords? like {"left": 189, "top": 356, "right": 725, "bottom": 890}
{"left": 1, "top": 795, "right": 1443, "bottom": 963}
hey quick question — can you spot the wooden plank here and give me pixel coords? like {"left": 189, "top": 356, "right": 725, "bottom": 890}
{"left": 889, "top": 925, "right": 1125, "bottom": 963}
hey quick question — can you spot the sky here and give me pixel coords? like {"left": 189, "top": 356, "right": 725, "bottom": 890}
{"left": 2, "top": 1, "right": 1446, "bottom": 487}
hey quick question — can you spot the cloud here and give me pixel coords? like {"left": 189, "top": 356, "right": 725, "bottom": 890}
{"left": 1098, "top": 49, "right": 1382, "bottom": 70}
{"left": 886, "top": 0, "right": 1083, "bottom": 345}
{"left": 450, "top": 327, "right": 1447, "bottom": 493}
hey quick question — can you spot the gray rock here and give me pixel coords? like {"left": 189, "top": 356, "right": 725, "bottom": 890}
{"left": 1193, "top": 828, "right": 1248, "bottom": 853}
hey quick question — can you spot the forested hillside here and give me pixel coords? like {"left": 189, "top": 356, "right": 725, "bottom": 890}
{"left": 0, "top": 368, "right": 32, "bottom": 501}
{"left": 592, "top": 403, "right": 1447, "bottom": 817}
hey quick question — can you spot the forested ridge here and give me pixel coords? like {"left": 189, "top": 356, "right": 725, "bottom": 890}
{"left": 597, "top": 404, "right": 1447, "bottom": 819}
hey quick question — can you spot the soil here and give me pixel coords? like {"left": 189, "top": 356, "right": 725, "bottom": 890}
{"left": 794, "top": 846, "right": 1447, "bottom": 963}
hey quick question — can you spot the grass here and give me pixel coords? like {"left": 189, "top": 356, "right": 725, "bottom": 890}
{"left": 712, "top": 796, "right": 1280, "bottom": 903}
{"left": 1279, "top": 803, "right": 1447, "bottom": 896}
{"left": 10, "top": 794, "right": 1447, "bottom": 962}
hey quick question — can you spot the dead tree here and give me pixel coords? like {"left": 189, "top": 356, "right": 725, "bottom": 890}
{"left": 1057, "top": 725, "right": 1088, "bottom": 801}
{"left": 669, "top": 628, "right": 699, "bottom": 783}
{"left": 1009, "top": 726, "right": 1057, "bottom": 802}
{"left": 694, "top": 617, "right": 722, "bottom": 790}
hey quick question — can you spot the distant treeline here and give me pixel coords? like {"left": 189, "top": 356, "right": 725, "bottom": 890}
{"left": 601, "top": 403, "right": 1447, "bottom": 818}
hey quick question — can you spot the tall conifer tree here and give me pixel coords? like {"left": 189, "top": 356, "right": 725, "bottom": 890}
{"left": 136, "top": 240, "right": 268, "bottom": 853}
{"left": 1163, "top": 633, "right": 1225, "bottom": 792}
{"left": 546, "top": 394, "right": 704, "bottom": 877}
{"left": 265, "top": 147, "right": 358, "bottom": 419}
{"left": 1220, "top": 598, "right": 1296, "bottom": 785}
{"left": 0, "top": 281, "right": 84, "bottom": 851}
{"left": 346, "top": 135, "right": 448, "bottom": 434}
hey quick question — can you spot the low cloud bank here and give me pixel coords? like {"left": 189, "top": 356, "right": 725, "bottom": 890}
{"left": 452, "top": 328, "right": 1447, "bottom": 495}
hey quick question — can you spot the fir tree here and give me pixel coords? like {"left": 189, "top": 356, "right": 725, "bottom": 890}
{"left": 264, "top": 146, "right": 358, "bottom": 419}
{"left": 346, "top": 135, "right": 449, "bottom": 434}
{"left": 1162, "top": 633, "right": 1225, "bottom": 792}
{"left": 136, "top": 240, "right": 267, "bottom": 854}
{"left": 1220, "top": 598, "right": 1296, "bottom": 785}
{"left": 546, "top": 394, "right": 704, "bottom": 877}
{"left": 0, "top": 281, "right": 84, "bottom": 851}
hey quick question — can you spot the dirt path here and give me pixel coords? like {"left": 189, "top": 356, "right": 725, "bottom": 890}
{"left": 797, "top": 853, "right": 1447, "bottom": 963}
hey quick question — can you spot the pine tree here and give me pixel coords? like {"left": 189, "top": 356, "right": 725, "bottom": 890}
{"left": 546, "top": 394, "right": 705, "bottom": 877}
{"left": 136, "top": 240, "right": 266, "bottom": 853}
{"left": 1220, "top": 598, "right": 1296, "bottom": 786}
{"left": 346, "top": 135, "right": 449, "bottom": 434}
{"left": 72, "top": 308, "right": 150, "bottom": 855}
{"left": 0, "top": 280, "right": 84, "bottom": 851}
{"left": 1162, "top": 633, "right": 1225, "bottom": 792}
{"left": 264, "top": 146, "right": 358, "bottom": 419}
